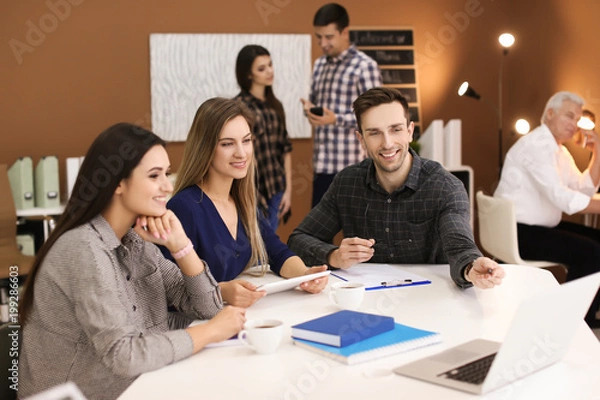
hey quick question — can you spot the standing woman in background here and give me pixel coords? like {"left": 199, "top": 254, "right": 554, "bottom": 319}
{"left": 235, "top": 44, "right": 292, "bottom": 230}
{"left": 18, "top": 123, "right": 245, "bottom": 400}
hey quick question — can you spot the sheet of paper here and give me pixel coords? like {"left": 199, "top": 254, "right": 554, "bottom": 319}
{"left": 330, "top": 263, "right": 431, "bottom": 290}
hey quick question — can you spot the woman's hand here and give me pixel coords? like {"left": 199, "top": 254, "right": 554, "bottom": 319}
{"left": 219, "top": 280, "right": 266, "bottom": 307}
{"left": 299, "top": 265, "right": 329, "bottom": 294}
{"left": 204, "top": 306, "right": 246, "bottom": 342}
{"left": 186, "top": 306, "right": 246, "bottom": 352}
{"left": 278, "top": 189, "right": 292, "bottom": 221}
{"left": 133, "top": 211, "right": 188, "bottom": 254}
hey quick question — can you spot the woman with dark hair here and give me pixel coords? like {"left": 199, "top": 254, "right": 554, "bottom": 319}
{"left": 164, "top": 97, "right": 327, "bottom": 308}
{"left": 235, "top": 44, "right": 292, "bottom": 230}
{"left": 19, "top": 123, "right": 245, "bottom": 400}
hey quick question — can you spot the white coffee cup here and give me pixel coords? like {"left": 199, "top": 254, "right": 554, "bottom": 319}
{"left": 329, "top": 282, "right": 365, "bottom": 310}
{"left": 238, "top": 319, "right": 284, "bottom": 354}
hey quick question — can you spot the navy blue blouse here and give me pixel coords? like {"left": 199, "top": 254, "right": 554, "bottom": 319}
{"left": 162, "top": 185, "right": 295, "bottom": 282}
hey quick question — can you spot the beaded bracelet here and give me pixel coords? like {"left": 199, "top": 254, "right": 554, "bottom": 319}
{"left": 171, "top": 239, "right": 194, "bottom": 260}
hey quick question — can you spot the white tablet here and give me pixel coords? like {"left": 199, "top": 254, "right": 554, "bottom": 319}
{"left": 255, "top": 271, "right": 330, "bottom": 295}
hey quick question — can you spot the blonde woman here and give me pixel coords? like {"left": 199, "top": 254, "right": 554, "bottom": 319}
{"left": 163, "top": 98, "right": 327, "bottom": 307}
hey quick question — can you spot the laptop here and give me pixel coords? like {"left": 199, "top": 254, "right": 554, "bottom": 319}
{"left": 393, "top": 271, "right": 600, "bottom": 395}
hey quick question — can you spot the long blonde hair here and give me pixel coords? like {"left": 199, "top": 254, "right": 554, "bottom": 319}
{"left": 175, "top": 97, "right": 268, "bottom": 273}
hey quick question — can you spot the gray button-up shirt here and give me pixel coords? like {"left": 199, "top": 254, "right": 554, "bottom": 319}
{"left": 20, "top": 215, "right": 223, "bottom": 399}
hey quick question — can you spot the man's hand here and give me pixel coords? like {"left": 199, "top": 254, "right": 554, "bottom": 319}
{"left": 300, "top": 98, "right": 336, "bottom": 127}
{"left": 466, "top": 257, "right": 505, "bottom": 289}
{"left": 327, "top": 237, "right": 375, "bottom": 269}
{"left": 300, "top": 98, "right": 315, "bottom": 112}
{"left": 581, "top": 128, "right": 597, "bottom": 152}
{"left": 219, "top": 280, "right": 266, "bottom": 307}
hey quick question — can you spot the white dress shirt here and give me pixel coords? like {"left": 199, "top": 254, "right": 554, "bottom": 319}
{"left": 494, "top": 124, "right": 598, "bottom": 227}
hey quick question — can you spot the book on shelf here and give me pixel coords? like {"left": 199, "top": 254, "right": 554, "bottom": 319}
{"left": 291, "top": 310, "right": 395, "bottom": 347}
{"left": 293, "top": 322, "right": 441, "bottom": 365}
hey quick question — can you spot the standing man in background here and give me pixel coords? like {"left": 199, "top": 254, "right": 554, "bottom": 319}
{"left": 301, "top": 3, "right": 382, "bottom": 207}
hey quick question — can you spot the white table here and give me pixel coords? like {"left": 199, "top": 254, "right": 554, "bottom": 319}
{"left": 119, "top": 265, "right": 600, "bottom": 400}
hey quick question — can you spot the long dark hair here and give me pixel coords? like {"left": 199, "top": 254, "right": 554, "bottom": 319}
{"left": 19, "top": 123, "right": 166, "bottom": 324}
{"left": 235, "top": 44, "right": 286, "bottom": 125}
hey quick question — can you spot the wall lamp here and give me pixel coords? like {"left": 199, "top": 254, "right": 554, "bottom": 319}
{"left": 457, "top": 82, "right": 480, "bottom": 100}
{"left": 515, "top": 119, "right": 530, "bottom": 135}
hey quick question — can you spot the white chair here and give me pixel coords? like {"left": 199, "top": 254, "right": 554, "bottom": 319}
{"left": 476, "top": 191, "right": 568, "bottom": 278}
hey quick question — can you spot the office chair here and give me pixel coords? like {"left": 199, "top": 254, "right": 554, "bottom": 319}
{"left": 0, "top": 164, "right": 35, "bottom": 279}
{"left": 476, "top": 191, "right": 567, "bottom": 281}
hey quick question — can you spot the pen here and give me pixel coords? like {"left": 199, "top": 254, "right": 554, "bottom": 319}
{"left": 380, "top": 279, "right": 413, "bottom": 287}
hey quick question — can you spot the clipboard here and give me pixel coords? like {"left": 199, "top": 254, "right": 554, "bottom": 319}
{"left": 330, "top": 263, "right": 431, "bottom": 291}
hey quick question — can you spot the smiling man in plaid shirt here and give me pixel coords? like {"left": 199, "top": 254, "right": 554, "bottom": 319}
{"left": 301, "top": 3, "right": 382, "bottom": 207}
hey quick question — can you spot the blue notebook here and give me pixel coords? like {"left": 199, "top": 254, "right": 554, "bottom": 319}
{"left": 291, "top": 310, "right": 395, "bottom": 347}
{"left": 293, "top": 323, "right": 441, "bottom": 365}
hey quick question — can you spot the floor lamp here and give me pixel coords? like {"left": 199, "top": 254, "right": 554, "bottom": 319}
{"left": 458, "top": 33, "right": 515, "bottom": 178}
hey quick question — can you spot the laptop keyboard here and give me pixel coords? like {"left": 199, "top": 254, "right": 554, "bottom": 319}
{"left": 438, "top": 353, "right": 497, "bottom": 385}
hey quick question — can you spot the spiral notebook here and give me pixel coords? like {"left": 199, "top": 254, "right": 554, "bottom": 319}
{"left": 293, "top": 322, "right": 441, "bottom": 365}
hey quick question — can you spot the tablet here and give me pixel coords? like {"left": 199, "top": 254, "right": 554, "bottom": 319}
{"left": 255, "top": 271, "right": 330, "bottom": 295}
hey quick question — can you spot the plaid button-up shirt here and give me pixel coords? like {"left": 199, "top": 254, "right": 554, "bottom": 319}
{"left": 310, "top": 44, "right": 382, "bottom": 174}
{"left": 288, "top": 151, "right": 480, "bottom": 288}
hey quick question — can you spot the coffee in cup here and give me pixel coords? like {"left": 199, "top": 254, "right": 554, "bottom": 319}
{"left": 238, "top": 319, "right": 284, "bottom": 354}
{"left": 329, "top": 282, "right": 365, "bottom": 310}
